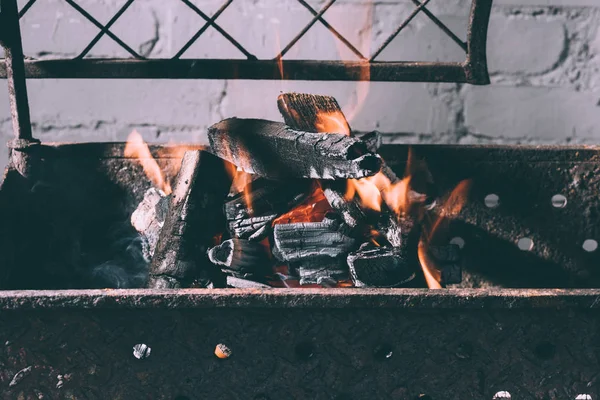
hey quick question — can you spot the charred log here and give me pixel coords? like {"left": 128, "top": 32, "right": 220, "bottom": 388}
{"left": 130, "top": 188, "right": 169, "bottom": 261}
{"left": 225, "top": 179, "right": 309, "bottom": 240}
{"left": 428, "top": 243, "right": 462, "bottom": 285}
{"left": 347, "top": 244, "right": 417, "bottom": 288}
{"left": 207, "top": 238, "right": 270, "bottom": 277}
{"left": 226, "top": 276, "right": 270, "bottom": 289}
{"left": 148, "top": 151, "right": 231, "bottom": 288}
{"left": 292, "top": 256, "right": 349, "bottom": 286}
{"left": 207, "top": 118, "right": 381, "bottom": 179}
{"left": 272, "top": 217, "right": 356, "bottom": 263}
{"left": 277, "top": 92, "right": 351, "bottom": 134}
{"left": 357, "top": 131, "right": 382, "bottom": 153}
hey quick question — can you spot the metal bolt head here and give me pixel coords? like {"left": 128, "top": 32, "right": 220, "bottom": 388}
{"left": 133, "top": 343, "right": 151, "bottom": 360}
{"left": 215, "top": 343, "right": 232, "bottom": 359}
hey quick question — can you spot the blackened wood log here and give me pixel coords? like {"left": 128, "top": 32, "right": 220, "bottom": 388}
{"left": 225, "top": 179, "right": 309, "bottom": 240}
{"left": 357, "top": 131, "right": 382, "bottom": 153}
{"left": 207, "top": 238, "right": 269, "bottom": 277}
{"left": 428, "top": 244, "right": 462, "bottom": 285}
{"left": 207, "top": 118, "right": 381, "bottom": 179}
{"left": 228, "top": 170, "right": 259, "bottom": 197}
{"left": 228, "top": 214, "right": 277, "bottom": 241}
{"left": 347, "top": 244, "right": 417, "bottom": 288}
{"left": 131, "top": 188, "right": 169, "bottom": 262}
{"left": 148, "top": 151, "right": 231, "bottom": 288}
{"left": 277, "top": 92, "right": 351, "bottom": 134}
{"left": 272, "top": 218, "right": 356, "bottom": 263}
{"left": 226, "top": 276, "right": 270, "bottom": 289}
{"left": 292, "top": 256, "right": 349, "bottom": 286}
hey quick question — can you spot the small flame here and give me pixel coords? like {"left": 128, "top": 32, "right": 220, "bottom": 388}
{"left": 346, "top": 177, "right": 382, "bottom": 212}
{"left": 125, "top": 130, "right": 172, "bottom": 195}
{"left": 417, "top": 240, "right": 443, "bottom": 289}
{"left": 315, "top": 110, "right": 351, "bottom": 136}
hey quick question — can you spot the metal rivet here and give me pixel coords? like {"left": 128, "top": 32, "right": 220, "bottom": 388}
{"left": 450, "top": 237, "right": 465, "bottom": 249}
{"left": 517, "top": 237, "right": 534, "bottom": 251}
{"left": 484, "top": 194, "right": 500, "bottom": 208}
{"left": 583, "top": 239, "right": 598, "bottom": 252}
{"left": 551, "top": 194, "right": 567, "bottom": 208}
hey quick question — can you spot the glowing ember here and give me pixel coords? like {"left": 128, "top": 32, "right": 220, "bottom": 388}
{"left": 417, "top": 240, "right": 443, "bottom": 289}
{"left": 124, "top": 130, "right": 172, "bottom": 195}
{"left": 273, "top": 184, "right": 331, "bottom": 225}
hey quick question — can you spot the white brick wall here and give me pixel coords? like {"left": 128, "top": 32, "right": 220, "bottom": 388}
{"left": 1, "top": 0, "right": 600, "bottom": 171}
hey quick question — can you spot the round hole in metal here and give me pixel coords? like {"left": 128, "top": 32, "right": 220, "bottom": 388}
{"left": 373, "top": 343, "right": 394, "bottom": 361}
{"left": 449, "top": 237, "right": 465, "bottom": 249}
{"left": 493, "top": 391, "right": 511, "bottom": 399}
{"left": 294, "top": 342, "right": 314, "bottom": 360}
{"left": 517, "top": 237, "right": 534, "bottom": 251}
{"left": 132, "top": 343, "right": 151, "bottom": 360}
{"left": 551, "top": 194, "right": 567, "bottom": 208}
{"left": 416, "top": 395, "right": 433, "bottom": 400}
{"left": 484, "top": 194, "right": 500, "bottom": 208}
{"left": 583, "top": 239, "right": 598, "bottom": 252}
{"left": 575, "top": 395, "right": 592, "bottom": 400}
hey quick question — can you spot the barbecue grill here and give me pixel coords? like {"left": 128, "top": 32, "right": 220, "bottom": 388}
{"left": 2, "top": 0, "right": 600, "bottom": 398}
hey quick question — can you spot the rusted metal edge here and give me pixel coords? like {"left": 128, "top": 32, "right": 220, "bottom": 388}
{"left": 1, "top": 289, "right": 600, "bottom": 310}
{"left": 0, "top": 59, "right": 470, "bottom": 82}
{"left": 464, "top": 0, "right": 492, "bottom": 84}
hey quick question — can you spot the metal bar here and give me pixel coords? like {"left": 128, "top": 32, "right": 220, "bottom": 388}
{"left": 464, "top": 0, "right": 492, "bottom": 84}
{"left": 0, "top": 59, "right": 469, "bottom": 82}
{"left": 276, "top": 0, "right": 337, "bottom": 59}
{"left": 1, "top": 0, "right": 33, "bottom": 141}
{"left": 64, "top": 0, "right": 142, "bottom": 59}
{"left": 369, "top": 0, "right": 432, "bottom": 62}
{"left": 1, "top": 288, "right": 600, "bottom": 310}
{"left": 410, "top": 0, "right": 468, "bottom": 52}
{"left": 18, "top": 0, "right": 38, "bottom": 18}
{"left": 76, "top": 0, "right": 137, "bottom": 59}
{"left": 173, "top": 0, "right": 233, "bottom": 59}
{"left": 295, "top": 0, "right": 366, "bottom": 60}
{"left": 179, "top": 0, "right": 256, "bottom": 60}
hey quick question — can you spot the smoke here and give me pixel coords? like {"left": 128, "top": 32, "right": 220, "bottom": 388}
{"left": 88, "top": 224, "right": 149, "bottom": 289}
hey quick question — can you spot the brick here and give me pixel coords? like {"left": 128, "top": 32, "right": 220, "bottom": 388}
{"left": 464, "top": 86, "right": 600, "bottom": 139}
{"left": 487, "top": 16, "right": 566, "bottom": 75}
{"left": 493, "top": 0, "right": 599, "bottom": 7}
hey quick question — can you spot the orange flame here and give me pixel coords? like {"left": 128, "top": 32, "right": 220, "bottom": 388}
{"left": 273, "top": 184, "right": 332, "bottom": 225}
{"left": 315, "top": 110, "right": 351, "bottom": 135}
{"left": 125, "top": 130, "right": 172, "bottom": 195}
{"left": 417, "top": 241, "right": 443, "bottom": 289}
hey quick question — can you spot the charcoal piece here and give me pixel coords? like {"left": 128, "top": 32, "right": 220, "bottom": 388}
{"left": 148, "top": 151, "right": 231, "bottom": 288}
{"left": 225, "top": 179, "right": 309, "bottom": 240}
{"left": 131, "top": 188, "right": 169, "bottom": 261}
{"left": 428, "top": 244, "right": 462, "bottom": 285}
{"left": 228, "top": 214, "right": 277, "bottom": 241}
{"left": 276, "top": 92, "right": 405, "bottom": 244}
{"left": 277, "top": 92, "right": 351, "bottom": 134}
{"left": 272, "top": 217, "right": 356, "bottom": 263}
{"left": 358, "top": 131, "right": 382, "bottom": 153}
{"left": 347, "top": 245, "right": 417, "bottom": 288}
{"left": 226, "top": 276, "right": 271, "bottom": 289}
{"left": 207, "top": 238, "right": 269, "bottom": 276}
{"left": 293, "top": 256, "right": 349, "bottom": 285}
{"left": 207, "top": 118, "right": 381, "bottom": 179}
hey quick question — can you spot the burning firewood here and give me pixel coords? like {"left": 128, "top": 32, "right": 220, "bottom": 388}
{"left": 207, "top": 118, "right": 382, "bottom": 179}
{"left": 148, "top": 151, "right": 231, "bottom": 288}
{"left": 130, "top": 187, "right": 169, "bottom": 262}
{"left": 225, "top": 179, "right": 309, "bottom": 241}
{"left": 428, "top": 243, "right": 462, "bottom": 285}
{"left": 207, "top": 238, "right": 270, "bottom": 277}
{"left": 293, "top": 257, "right": 349, "bottom": 286}
{"left": 226, "top": 276, "right": 270, "bottom": 289}
{"left": 358, "top": 131, "right": 382, "bottom": 153}
{"left": 347, "top": 243, "right": 417, "bottom": 288}
{"left": 272, "top": 216, "right": 356, "bottom": 263}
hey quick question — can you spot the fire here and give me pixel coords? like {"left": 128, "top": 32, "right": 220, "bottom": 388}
{"left": 125, "top": 130, "right": 172, "bottom": 195}
{"left": 273, "top": 184, "right": 332, "bottom": 224}
{"left": 417, "top": 241, "right": 443, "bottom": 289}
{"left": 315, "top": 110, "right": 351, "bottom": 136}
